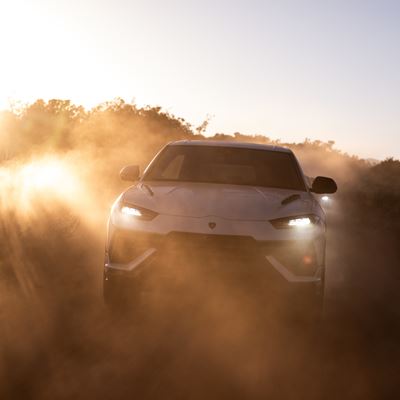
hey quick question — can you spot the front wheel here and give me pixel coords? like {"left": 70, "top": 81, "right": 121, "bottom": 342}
{"left": 296, "top": 278, "right": 325, "bottom": 325}
{"left": 103, "top": 272, "right": 143, "bottom": 317}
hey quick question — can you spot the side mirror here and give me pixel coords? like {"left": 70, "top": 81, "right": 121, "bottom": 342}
{"left": 311, "top": 176, "right": 337, "bottom": 194}
{"left": 120, "top": 165, "right": 140, "bottom": 182}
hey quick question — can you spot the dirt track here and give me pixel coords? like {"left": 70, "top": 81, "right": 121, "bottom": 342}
{"left": 1, "top": 207, "right": 399, "bottom": 400}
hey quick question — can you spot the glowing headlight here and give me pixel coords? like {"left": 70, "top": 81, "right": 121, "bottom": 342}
{"left": 288, "top": 217, "right": 311, "bottom": 227}
{"left": 270, "top": 215, "right": 319, "bottom": 229}
{"left": 121, "top": 206, "right": 142, "bottom": 217}
{"left": 321, "top": 196, "right": 329, "bottom": 202}
{"left": 118, "top": 203, "right": 158, "bottom": 221}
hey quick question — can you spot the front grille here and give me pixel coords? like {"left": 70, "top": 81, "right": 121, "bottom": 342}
{"left": 109, "top": 229, "right": 318, "bottom": 277}
{"left": 165, "top": 232, "right": 258, "bottom": 253}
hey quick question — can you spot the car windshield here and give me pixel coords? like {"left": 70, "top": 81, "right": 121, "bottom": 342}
{"left": 143, "top": 145, "right": 306, "bottom": 191}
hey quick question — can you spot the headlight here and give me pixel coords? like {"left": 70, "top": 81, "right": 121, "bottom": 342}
{"left": 121, "top": 206, "right": 143, "bottom": 217}
{"left": 119, "top": 202, "right": 158, "bottom": 221}
{"left": 288, "top": 217, "right": 311, "bottom": 227}
{"left": 270, "top": 215, "right": 320, "bottom": 229}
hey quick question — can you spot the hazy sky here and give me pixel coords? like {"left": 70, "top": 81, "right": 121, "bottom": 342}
{"left": 0, "top": 0, "right": 399, "bottom": 159}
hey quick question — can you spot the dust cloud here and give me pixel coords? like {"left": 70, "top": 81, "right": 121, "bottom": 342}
{"left": 0, "top": 100, "right": 399, "bottom": 399}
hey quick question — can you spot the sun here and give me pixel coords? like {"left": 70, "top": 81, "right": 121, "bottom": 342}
{"left": 20, "top": 161, "right": 67, "bottom": 190}
{"left": 0, "top": 157, "right": 80, "bottom": 216}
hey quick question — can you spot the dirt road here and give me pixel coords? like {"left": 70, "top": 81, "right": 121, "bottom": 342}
{"left": 1, "top": 209, "right": 399, "bottom": 399}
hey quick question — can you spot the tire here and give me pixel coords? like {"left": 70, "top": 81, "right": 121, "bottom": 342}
{"left": 307, "top": 291, "right": 324, "bottom": 324}
{"left": 103, "top": 275, "right": 125, "bottom": 308}
{"left": 103, "top": 272, "right": 142, "bottom": 318}
{"left": 299, "top": 277, "right": 325, "bottom": 327}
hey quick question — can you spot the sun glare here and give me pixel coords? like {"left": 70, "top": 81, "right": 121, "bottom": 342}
{"left": 0, "top": 157, "right": 84, "bottom": 216}
{"left": 20, "top": 162, "right": 67, "bottom": 190}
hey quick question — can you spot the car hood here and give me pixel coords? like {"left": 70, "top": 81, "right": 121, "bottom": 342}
{"left": 122, "top": 181, "right": 314, "bottom": 221}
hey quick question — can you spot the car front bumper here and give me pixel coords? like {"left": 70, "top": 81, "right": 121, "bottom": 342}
{"left": 104, "top": 228, "right": 325, "bottom": 290}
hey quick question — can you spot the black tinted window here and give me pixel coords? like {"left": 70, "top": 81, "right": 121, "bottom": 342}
{"left": 144, "top": 145, "right": 306, "bottom": 191}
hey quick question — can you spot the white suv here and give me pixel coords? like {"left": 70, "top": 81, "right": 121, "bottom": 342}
{"left": 104, "top": 141, "right": 337, "bottom": 320}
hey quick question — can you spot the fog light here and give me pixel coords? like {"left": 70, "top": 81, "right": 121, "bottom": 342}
{"left": 302, "top": 255, "right": 313, "bottom": 265}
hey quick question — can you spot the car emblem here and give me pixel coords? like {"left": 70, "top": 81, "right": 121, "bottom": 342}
{"left": 208, "top": 222, "right": 216, "bottom": 230}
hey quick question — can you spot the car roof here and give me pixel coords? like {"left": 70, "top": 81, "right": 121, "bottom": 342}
{"left": 169, "top": 140, "right": 293, "bottom": 153}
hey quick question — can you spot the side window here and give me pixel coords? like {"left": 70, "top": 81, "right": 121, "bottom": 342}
{"left": 160, "top": 154, "right": 185, "bottom": 180}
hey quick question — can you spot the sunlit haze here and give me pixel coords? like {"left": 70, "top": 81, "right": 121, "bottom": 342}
{"left": 0, "top": 0, "right": 399, "bottom": 159}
